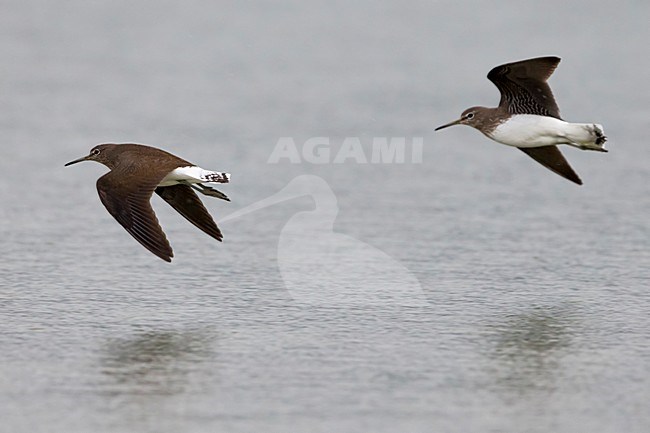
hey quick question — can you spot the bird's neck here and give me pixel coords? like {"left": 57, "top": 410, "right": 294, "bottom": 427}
{"left": 476, "top": 107, "right": 510, "bottom": 137}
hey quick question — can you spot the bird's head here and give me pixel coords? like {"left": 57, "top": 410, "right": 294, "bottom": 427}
{"left": 435, "top": 106, "right": 488, "bottom": 131}
{"left": 64, "top": 144, "right": 118, "bottom": 169}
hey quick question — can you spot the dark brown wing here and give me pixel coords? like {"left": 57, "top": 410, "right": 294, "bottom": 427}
{"left": 487, "top": 57, "right": 562, "bottom": 119}
{"left": 96, "top": 172, "right": 174, "bottom": 262}
{"left": 155, "top": 184, "right": 223, "bottom": 241}
{"left": 518, "top": 146, "right": 582, "bottom": 185}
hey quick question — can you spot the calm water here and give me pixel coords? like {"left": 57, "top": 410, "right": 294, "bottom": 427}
{"left": 1, "top": 1, "right": 649, "bottom": 432}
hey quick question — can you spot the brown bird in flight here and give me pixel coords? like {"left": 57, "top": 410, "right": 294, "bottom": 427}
{"left": 65, "top": 143, "right": 230, "bottom": 262}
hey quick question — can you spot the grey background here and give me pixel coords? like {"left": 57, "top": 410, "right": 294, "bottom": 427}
{"left": 1, "top": 1, "right": 649, "bottom": 432}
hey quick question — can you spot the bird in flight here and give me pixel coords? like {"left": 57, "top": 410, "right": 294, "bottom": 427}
{"left": 435, "top": 56, "right": 607, "bottom": 184}
{"left": 65, "top": 143, "right": 230, "bottom": 261}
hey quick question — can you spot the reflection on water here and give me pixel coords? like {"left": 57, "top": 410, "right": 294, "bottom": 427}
{"left": 95, "top": 328, "right": 217, "bottom": 430}
{"left": 487, "top": 305, "right": 577, "bottom": 398}
{"left": 100, "top": 329, "right": 215, "bottom": 396}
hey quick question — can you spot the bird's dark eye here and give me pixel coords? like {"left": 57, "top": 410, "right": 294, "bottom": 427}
{"left": 466, "top": 112, "right": 475, "bottom": 120}
{"left": 91, "top": 148, "right": 100, "bottom": 156}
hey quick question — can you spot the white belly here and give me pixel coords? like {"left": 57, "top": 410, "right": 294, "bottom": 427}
{"left": 489, "top": 115, "right": 570, "bottom": 148}
{"left": 158, "top": 166, "right": 206, "bottom": 186}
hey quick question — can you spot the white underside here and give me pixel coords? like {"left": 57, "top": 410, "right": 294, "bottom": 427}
{"left": 488, "top": 115, "right": 606, "bottom": 150}
{"left": 158, "top": 166, "right": 231, "bottom": 186}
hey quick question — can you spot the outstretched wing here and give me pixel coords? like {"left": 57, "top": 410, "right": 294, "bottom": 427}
{"left": 518, "top": 146, "right": 582, "bottom": 185}
{"left": 96, "top": 172, "right": 174, "bottom": 262}
{"left": 156, "top": 184, "right": 223, "bottom": 241}
{"left": 488, "top": 57, "right": 562, "bottom": 119}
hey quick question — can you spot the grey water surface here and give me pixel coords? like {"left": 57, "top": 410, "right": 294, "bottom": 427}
{"left": 1, "top": 1, "right": 649, "bottom": 432}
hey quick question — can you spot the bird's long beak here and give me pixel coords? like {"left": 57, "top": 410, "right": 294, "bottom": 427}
{"left": 64, "top": 154, "right": 91, "bottom": 166}
{"left": 434, "top": 118, "right": 463, "bottom": 131}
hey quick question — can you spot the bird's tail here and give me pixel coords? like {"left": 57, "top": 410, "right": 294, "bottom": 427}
{"left": 201, "top": 171, "right": 231, "bottom": 183}
{"left": 565, "top": 123, "right": 608, "bottom": 152}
